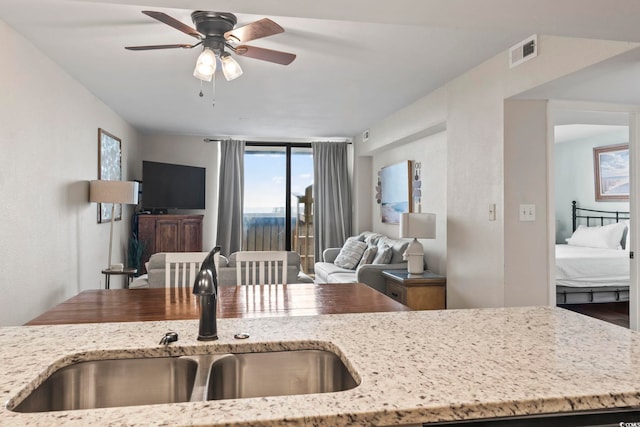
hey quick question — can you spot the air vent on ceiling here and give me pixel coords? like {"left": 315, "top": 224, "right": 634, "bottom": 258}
{"left": 509, "top": 34, "right": 537, "bottom": 68}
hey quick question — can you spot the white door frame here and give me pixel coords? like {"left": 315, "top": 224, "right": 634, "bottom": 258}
{"left": 630, "top": 111, "right": 639, "bottom": 330}
{"left": 547, "top": 100, "right": 640, "bottom": 331}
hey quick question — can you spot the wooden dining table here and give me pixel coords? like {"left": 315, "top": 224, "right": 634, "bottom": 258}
{"left": 25, "top": 283, "right": 410, "bottom": 325}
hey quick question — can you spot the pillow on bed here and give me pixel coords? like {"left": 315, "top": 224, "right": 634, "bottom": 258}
{"left": 566, "top": 222, "right": 626, "bottom": 250}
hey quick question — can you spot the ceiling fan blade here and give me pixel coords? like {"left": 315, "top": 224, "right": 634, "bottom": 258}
{"left": 235, "top": 45, "right": 296, "bottom": 65}
{"left": 125, "top": 44, "right": 196, "bottom": 51}
{"left": 224, "top": 18, "right": 284, "bottom": 43}
{"left": 142, "top": 10, "right": 203, "bottom": 39}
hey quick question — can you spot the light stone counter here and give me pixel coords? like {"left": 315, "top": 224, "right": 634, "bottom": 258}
{"left": 2, "top": 306, "right": 640, "bottom": 426}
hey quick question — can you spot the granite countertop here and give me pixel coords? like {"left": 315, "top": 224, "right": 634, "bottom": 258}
{"left": 2, "top": 306, "right": 640, "bottom": 426}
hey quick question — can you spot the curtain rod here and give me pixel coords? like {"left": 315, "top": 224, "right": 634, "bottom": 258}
{"left": 203, "top": 137, "right": 351, "bottom": 144}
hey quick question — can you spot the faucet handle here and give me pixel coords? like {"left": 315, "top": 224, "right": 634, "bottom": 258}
{"left": 159, "top": 331, "right": 179, "bottom": 346}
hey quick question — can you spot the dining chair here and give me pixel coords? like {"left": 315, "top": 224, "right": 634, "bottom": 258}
{"left": 164, "top": 252, "right": 212, "bottom": 288}
{"left": 235, "top": 251, "right": 288, "bottom": 285}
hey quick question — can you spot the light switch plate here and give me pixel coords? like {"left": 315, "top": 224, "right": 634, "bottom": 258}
{"left": 489, "top": 203, "right": 496, "bottom": 221}
{"left": 519, "top": 204, "right": 535, "bottom": 221}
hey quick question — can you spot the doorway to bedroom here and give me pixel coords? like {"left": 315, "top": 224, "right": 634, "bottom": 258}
{"left": 552, "top": 108, "right": 631, "bottom": 328}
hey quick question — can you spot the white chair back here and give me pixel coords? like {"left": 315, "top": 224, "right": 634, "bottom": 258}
{"left": 164, "top": 252, "right": 211, "bottom": 288}
{"left": 235, "top": 251, "right": 288, "bottom": 285}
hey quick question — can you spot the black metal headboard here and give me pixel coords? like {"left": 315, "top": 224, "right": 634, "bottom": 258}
{"left": 571, "top": 200, "right": 629, "bottom": 232}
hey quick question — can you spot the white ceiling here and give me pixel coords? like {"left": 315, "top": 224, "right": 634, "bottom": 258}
{"left": 3, "top": 0, "right": 640, "bottom": 139}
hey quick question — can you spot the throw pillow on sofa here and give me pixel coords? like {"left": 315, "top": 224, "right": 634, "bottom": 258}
{"left": 364, "top": 233, "right": 385, "bottom": 246}
{"left": 334, "top": 238, "right": 367, "bottom": 269}
{"left": 357, "top": 245, "right": 378, "bottom": 268}
{"left": 372, "top": 243, "right": 393, "bottom": 264}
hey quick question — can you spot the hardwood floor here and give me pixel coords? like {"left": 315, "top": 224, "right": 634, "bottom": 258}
{"left": 559, "top": 302, "right": 629, "bottom": 328}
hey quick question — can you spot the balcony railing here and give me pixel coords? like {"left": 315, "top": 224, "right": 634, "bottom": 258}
{"left": 242, "top": 213, "right": 314, "bottom": 273}
{"left": 243, "top": 214, "right": 287, "bottom": 251}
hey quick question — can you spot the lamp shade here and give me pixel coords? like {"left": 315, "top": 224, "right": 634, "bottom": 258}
{"left": 220, "top": 52, "right": 243, "bottom": 81}
{"left": 399, "top": 212, "right": 436, "bottom": 239}
{"left": 89, "top": 180, "right": 139, "bottom": 205}
{"left": 193, "top": 47, "right": 216, "bottom": 81}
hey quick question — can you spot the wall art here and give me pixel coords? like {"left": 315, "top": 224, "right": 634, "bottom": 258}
{"left": 98, "top": 128, "right": 122, "bottom": 223}
{"left": 593, "top": 143, "right": 629, "bottom": 202}
{"left": 380, "top": 160, "right": 413, "bottom": 224}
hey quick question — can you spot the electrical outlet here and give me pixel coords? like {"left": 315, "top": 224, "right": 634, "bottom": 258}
{"left": 519, "top": 204, "right": 535, "bottom": 222}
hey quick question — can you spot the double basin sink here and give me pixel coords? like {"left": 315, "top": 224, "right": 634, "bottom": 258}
{"left": 13, "top": 349, "right": 358, "bottom": 413}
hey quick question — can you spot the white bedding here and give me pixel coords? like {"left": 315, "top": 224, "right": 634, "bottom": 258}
{"left": 555, "top": 244, "right": 629, "bottom": 288}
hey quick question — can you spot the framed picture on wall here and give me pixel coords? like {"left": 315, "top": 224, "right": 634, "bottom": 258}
{"left": 380, "top": 160, "right": 413, "bottom": 224}
{"left": 98, "top": 128, "right": 122, "bottom": 223}
{"left": 593, "top": 143, "right": 629, "bottom": 202}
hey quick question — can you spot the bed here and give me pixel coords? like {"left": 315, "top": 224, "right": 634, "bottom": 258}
{"left": 556, "top": 201, "right": 630, "bottom": 304}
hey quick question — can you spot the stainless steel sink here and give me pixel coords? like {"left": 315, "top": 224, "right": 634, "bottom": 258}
{"left": 14, "top": 357, "right": 198, "bottom": 412}
{"left": 12, "top": 349, "right": 357, "bottom": 412}
{"left": 208, "top": 349, "right": 358, "bottom": 400}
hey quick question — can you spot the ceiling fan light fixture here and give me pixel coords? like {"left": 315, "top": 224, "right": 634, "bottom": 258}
{"left": 129, "top": 10, "right": 296, "bottom": 88}
{"left": 220, "top": 52, "right": 243, "bottom": 81}
{"left": 193, "top": 47, "right": 217, "bottom": 81}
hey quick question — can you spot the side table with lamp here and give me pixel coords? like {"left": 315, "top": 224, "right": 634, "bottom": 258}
{"left": 90, "top": 180, "right": 140, "bottom": 289}
{"left": 386, "top": 212, "right": 446, "bottom": 310}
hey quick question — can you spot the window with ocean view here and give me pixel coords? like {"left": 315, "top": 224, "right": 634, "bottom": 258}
{"left": 243, "top": 144, "right": 314, "bottom": 272}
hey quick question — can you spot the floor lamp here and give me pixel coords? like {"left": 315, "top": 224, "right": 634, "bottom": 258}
{"left": 399, "top": 212, "right": 436, "bottom": 275}
{"left": 89, "top": 180, "right": 139, "bottom": 269}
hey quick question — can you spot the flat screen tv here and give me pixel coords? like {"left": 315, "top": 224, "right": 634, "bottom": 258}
{"left": 142, "top": 161, "right": 206, "bottom": 210}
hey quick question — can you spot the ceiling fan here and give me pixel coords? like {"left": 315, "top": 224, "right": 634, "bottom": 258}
{"left": 126, "top": 11, "right": 296, "bottom": 81}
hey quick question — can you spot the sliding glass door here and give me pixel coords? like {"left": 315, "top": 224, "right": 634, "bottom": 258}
{"left": 243, "top": 143, "right": 313, "bottom": 272}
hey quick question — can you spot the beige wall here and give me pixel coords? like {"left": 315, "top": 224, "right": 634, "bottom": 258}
{"left": 503, "top": 99, "right": 550, "bottom": 306}
{"left": 139, "top": 134, "right": 219, "bottom": 251}
{"left": 445, "top": 54, "right": 506, "bottom": 308}
{"left": 0, "top": 20, "right": 142, "bottom": 326}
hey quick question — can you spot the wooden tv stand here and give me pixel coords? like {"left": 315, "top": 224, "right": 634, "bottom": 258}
{"left": 137, "top": 214, "right": 203, "bottom": 273}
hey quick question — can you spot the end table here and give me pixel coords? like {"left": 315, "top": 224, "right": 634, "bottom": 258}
{"left": 381, "top": 269, "right": 446, "bottom": 310}
{"left": 101, "top": 268, "right": 137, "bottom": 289}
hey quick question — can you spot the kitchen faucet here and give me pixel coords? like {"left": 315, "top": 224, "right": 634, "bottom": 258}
{"left": 192, "top": 246, "right": 221, "bottom": 341}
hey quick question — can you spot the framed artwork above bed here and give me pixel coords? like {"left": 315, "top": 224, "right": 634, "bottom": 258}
{"left": 593, "top": 143, "right": 629, "bottom": 202}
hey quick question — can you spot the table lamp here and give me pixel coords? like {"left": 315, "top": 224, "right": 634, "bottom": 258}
{"left": 89, "top": 180, "right": 139, "bottom": 269}
{"left": 399, "top": 212, "right": 436, "bottom": 275}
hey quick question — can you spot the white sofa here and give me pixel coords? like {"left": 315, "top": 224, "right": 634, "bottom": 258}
{"left": 132, "top": 251, "right": 312, "bottom": 288}
{"left": 314, "top": 231, "right": 411, "bottom": 294}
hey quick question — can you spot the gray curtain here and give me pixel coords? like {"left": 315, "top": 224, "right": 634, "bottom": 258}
{"left": 312, "top": 141, "right": 352, "bottom": 261}
{"left": 217, "top": 139, "right": 245, "bottom": 257}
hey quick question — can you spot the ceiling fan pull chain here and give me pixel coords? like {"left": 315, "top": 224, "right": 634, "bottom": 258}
{"left": 199, "top": 79, "right": 204, "bottom": 98}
